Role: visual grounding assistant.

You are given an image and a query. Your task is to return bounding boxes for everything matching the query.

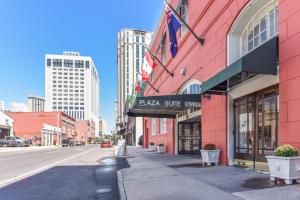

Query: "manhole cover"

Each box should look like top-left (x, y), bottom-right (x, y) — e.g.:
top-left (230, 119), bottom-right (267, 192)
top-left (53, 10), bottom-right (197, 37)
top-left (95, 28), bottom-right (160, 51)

top-left (95, 187), bottom-right (112, 194)
top-left (96, 167), bottom-right (114, 174)
top-left (100, 158), bottom-right (116, 165)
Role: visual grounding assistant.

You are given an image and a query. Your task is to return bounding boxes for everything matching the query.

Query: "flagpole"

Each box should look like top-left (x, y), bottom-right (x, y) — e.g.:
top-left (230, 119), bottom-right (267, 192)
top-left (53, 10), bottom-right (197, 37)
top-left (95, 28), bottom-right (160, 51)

top-left (145, 46), bottom-right (174, 77)
top-left (146, 81), bottom-right (159, 93)
top-left (136, 72), bottom-right (159, 93)
top-left (164, 0), bottom-right (205, 46)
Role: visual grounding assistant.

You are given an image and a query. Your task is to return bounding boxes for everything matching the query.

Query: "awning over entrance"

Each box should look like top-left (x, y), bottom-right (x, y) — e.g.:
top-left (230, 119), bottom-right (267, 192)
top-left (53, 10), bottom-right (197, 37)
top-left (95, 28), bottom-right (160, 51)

top-left (201, 36), bottom-right (278, 95)
top-left (127, 94), bottom-right (201, 118)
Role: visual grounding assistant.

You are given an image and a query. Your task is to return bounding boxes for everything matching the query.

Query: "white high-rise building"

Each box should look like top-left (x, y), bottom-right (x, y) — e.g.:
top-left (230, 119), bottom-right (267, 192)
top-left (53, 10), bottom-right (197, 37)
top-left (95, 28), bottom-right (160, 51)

top-left (45, 51), bottom-right (100, 135)
top-left (28, 96), bottom-right (45, 112)
top-left (116, 29), bottom-right (152, 145)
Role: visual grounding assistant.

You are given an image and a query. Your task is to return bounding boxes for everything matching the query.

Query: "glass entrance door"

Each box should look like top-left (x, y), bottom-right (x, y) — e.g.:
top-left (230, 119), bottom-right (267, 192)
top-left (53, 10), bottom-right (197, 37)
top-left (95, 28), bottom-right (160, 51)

top-left (178, 122), bottom-right (201, 154)
top-left (234, 90), bottom-right (278, 169)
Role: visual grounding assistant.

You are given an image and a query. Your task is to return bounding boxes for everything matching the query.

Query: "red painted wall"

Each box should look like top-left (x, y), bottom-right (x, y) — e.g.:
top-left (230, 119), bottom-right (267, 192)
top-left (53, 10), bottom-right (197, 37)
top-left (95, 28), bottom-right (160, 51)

top-left (144, 0), bottom-right (250, 164)
top-left (279, 0), bottom-right (300, 148)
top-left (144, 118), bottom-right (174, 154)
top-left (7, 112), bottom-right (76, 141)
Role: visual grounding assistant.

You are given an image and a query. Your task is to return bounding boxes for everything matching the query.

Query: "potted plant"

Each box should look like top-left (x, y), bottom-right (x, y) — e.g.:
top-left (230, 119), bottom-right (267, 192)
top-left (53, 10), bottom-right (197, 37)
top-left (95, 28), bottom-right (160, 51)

top-left (157, 143), bottom-right (166, 153)
top-left (200, 144), bottom-right (221, 166)
top-left (149, 142), bottom-right (156, 151)
top-left (266, 144), bottom-right (300, 185)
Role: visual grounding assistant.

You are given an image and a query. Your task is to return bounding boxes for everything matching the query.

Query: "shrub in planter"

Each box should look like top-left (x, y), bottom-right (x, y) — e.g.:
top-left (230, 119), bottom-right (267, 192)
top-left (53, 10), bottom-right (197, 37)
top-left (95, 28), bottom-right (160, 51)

top-left (203, 144), bottom-right (216, 150)
top-left (274, 144), bottom-right (298, 157)
top-left (200, 144), bottom-right (220, 166)
top-left (157, 143), bottom-right (166, 153)
top-left (266, 144), bottom-right (300, 185)
top-left (149, 142), bottom-right (156, 151)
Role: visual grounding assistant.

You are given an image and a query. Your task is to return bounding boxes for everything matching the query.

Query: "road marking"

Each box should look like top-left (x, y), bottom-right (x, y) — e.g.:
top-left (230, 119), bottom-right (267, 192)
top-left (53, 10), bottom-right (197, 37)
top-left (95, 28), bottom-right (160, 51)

top-left (0, 147), bottom-right (99, 188)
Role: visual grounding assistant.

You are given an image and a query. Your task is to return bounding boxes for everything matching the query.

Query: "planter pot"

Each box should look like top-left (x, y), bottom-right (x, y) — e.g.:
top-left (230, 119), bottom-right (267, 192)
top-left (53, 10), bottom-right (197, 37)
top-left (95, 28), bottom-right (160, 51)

top-left (200, 150), bottom-right (221, 166)
top-left (266, 155), bottom-right (300, 185)
top-left (149, 144), bottom-right (156, 152)
top-left (157, 145), bottom-right (166, 153)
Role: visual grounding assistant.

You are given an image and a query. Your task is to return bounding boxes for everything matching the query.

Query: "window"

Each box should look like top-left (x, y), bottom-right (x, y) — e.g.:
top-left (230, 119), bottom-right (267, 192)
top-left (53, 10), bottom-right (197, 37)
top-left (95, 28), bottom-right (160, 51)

top-left (161, 32), bottom-right (167, 64)
top-left (242, 2), bottom-right (278, 55)
top-left (53, 59), bottom-right (62, 67)
top-left (151, 118), bottom-right (157, 135)
top-left (75, 60), bottom-right (84, 68)
top-left (160, 118), bottom-right (167, 134)
top-left (64, 60), bottom-right (73, 68)
top-left (47, 59), bottom-right (51, 66)
top-left (179, 0), bottom-right (188, 36)
top-left (85, 61), bottom-right (90, 68)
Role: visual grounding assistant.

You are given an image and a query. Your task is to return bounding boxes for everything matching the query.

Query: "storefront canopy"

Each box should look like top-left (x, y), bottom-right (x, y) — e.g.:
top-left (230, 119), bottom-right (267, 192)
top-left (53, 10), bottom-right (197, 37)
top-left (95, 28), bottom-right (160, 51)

top-left (201, 36), bottom-right (278, 95)
top-left (127, 94), bottom-right (201, 118)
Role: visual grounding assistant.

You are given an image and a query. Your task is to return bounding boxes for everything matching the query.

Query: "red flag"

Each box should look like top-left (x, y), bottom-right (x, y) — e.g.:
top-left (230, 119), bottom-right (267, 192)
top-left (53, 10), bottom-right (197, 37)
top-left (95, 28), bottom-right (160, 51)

top-left (141, 70), bottom-right (150, 81)
top-left (135, 81), bottom-right (142, 93)
top-left (143, 51), bottom-right (157, 74)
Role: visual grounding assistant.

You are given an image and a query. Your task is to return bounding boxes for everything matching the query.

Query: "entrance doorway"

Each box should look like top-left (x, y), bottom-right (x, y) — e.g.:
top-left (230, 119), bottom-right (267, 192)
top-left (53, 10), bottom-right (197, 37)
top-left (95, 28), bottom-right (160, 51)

top-left (234, 87), bottom-right (279, 169)
top-left (178, 116), bottom-right (201, 154)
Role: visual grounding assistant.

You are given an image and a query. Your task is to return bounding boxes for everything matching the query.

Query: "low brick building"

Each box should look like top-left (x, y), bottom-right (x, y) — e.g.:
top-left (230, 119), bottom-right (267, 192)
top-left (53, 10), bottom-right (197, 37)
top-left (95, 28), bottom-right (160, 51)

top-left (7, 112), bottom-right (75, 146)
top-left (76, 120), bottom-right (95, 144)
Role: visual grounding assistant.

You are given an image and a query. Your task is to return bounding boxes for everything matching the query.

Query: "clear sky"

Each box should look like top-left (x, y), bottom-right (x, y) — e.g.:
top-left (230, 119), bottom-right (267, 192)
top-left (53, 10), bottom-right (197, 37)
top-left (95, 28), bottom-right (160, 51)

top-left (0, 0), bottom-right (163, 133)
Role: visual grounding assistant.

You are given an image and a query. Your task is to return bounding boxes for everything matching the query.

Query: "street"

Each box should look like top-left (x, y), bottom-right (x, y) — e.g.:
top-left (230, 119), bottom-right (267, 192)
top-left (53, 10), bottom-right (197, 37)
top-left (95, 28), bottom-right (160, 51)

top-left (0, 145), bottom-right (120, 200)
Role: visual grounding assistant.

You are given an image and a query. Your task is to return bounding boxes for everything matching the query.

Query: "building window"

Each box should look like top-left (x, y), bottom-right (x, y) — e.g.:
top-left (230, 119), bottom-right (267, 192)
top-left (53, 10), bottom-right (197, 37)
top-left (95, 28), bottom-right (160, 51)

top-left (85, 61), bottom-right (90, 68)
top-left (151, 118), bottom-right (157, 135)
top-left (47, 59), bottom-right (51, 66)
top-left (160, 118), bottom-right (167, 134)
top-left (53, 59), bottom-right (62, 67)
top-left (179, 0), bottom-right (188, 36)
top-left (136, 36), bottom-right (139, 43)
top-left (161, 32), bottom-right (167, 64)
top-left (75, 60), bottom-right (84, 68)
top-left (64, 60), bottom-right (73, 68)
top-left (242, 1), bottom-right (278, 55)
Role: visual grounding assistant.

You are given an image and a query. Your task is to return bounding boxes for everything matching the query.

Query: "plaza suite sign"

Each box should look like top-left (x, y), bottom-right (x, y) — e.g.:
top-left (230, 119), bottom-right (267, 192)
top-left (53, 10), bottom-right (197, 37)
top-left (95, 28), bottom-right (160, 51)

top-left (135, 94), bottom-right (201, 109)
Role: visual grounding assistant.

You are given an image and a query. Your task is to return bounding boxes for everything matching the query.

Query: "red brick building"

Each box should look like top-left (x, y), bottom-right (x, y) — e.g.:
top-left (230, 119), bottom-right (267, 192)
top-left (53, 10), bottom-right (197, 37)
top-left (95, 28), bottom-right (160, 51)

top-left (7, 112), bottom-right (76, 146)
top-left (76, 120), bottom-right (95, 144)
top-left (130, 0), bottom-right (300, 170)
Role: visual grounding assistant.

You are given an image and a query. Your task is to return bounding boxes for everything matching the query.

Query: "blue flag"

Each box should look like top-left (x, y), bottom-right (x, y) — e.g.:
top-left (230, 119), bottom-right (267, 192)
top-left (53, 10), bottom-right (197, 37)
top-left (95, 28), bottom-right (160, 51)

top-left (167, 11), bottom-right (181, 57)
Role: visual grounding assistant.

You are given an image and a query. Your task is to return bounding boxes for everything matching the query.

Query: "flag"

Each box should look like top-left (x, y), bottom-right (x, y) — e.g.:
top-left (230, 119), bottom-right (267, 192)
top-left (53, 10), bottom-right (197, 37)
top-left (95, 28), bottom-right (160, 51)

top-left (142, 51), bottom-right (157, 75)
top-left (135, 81), bottom-right (142, 94)
top-left (166, 9), bottom-right (181, 57)
top-left (141, 70), bottom-right (150, 81)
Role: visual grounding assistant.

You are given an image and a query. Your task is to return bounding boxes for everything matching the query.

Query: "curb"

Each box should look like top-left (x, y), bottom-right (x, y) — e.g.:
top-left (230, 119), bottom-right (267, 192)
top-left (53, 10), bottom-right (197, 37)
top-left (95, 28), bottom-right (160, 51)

top-left (117, 169), bottom-right (127, 200)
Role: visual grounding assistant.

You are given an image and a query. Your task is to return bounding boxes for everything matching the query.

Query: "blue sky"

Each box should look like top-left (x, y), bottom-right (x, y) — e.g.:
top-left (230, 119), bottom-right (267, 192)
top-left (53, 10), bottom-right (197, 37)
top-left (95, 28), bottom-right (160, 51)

top-left (0, 0), bottom-right (163, 133)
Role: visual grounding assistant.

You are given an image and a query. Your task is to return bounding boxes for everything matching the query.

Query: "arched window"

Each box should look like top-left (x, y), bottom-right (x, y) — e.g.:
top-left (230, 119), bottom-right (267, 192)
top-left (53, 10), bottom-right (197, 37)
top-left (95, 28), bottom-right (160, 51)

top-left (179, 80), bottom-right (201, 94)
top-left (228, 0), bottom-right (278, 65)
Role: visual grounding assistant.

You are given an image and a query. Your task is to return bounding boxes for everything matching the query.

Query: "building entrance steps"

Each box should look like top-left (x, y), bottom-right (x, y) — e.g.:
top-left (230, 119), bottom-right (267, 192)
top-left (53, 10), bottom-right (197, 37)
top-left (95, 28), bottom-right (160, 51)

top-left (117, 146), bottom-right (300, 200)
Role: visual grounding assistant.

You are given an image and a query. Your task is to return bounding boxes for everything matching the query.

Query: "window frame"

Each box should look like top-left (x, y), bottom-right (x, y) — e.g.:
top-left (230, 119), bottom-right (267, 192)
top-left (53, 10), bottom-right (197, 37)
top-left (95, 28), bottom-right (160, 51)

top-left (160, 118), bottom-right (167, 134)
top-left (151, 118), bottom-right (157, 135)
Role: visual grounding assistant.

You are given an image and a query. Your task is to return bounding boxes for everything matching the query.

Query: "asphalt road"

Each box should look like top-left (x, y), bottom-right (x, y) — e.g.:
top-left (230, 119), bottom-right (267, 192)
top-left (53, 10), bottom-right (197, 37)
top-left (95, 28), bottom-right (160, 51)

top-left (0, 145), bottom-right (120, 200)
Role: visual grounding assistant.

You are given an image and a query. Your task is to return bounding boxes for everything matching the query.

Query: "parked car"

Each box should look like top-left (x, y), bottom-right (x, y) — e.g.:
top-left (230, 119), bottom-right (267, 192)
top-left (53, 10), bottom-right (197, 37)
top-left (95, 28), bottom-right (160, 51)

top-left (0, 136), bottom-right (18, 147)
top-left (100, 141), bottom-right (112, 148)
top-left (62, 139), bottom-right (74, 147)
top-left (75, 140), bottom-right (85, 146)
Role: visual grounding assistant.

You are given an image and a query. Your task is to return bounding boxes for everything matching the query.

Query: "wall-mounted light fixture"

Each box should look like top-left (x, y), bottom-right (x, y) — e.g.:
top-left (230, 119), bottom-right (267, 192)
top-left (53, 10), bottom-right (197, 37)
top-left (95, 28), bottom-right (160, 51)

top-left (180, 67), bottom-right (186, 76)
top-left (203, 93), bottom-right (211, 100)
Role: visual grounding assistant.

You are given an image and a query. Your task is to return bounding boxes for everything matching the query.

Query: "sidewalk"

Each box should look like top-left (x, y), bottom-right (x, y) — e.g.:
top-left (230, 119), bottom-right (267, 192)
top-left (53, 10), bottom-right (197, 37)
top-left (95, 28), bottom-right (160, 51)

top-left (0, 145), bottom-right (60, 153)
top-left (117, 146), bottom-right (300, 200)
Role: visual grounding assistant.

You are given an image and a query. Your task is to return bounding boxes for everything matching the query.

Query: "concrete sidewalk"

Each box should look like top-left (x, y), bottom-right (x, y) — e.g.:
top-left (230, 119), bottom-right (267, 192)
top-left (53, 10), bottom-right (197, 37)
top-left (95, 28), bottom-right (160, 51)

top-left (0, 145), bottom-right (60, 153)
top-left (117, 147), bottom-right (300, 200)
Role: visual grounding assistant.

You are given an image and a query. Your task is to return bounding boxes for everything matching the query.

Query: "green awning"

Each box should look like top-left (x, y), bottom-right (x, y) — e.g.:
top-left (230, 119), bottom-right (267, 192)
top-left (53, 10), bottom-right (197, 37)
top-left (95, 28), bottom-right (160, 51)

top-left (202, 36), bottom-right (278, 95)
top-left (127, 94), bottom-right (201, 118)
